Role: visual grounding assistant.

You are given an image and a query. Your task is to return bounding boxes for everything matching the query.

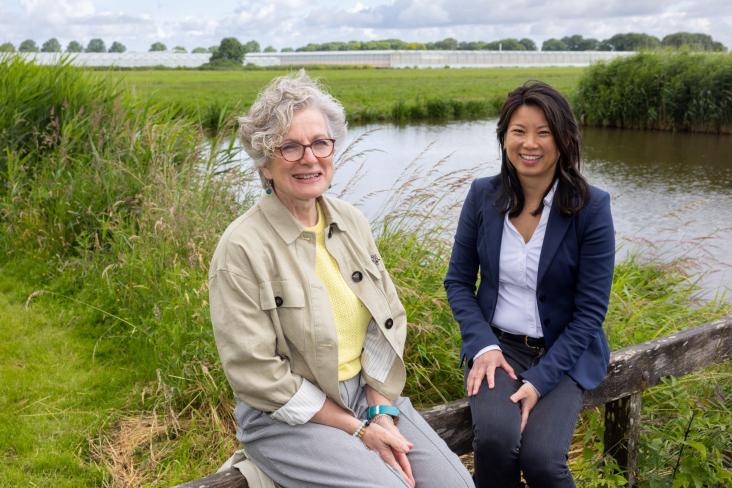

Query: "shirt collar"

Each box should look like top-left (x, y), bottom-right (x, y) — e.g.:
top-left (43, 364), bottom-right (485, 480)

top-left (258, 191), bottom-right (349, 245)
top-left (543, 179), bottom-right (559, 208)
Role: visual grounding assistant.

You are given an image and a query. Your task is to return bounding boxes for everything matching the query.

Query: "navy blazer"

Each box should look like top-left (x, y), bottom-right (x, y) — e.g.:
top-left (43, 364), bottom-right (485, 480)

top-left (444, 175), bottom-right (615, 396)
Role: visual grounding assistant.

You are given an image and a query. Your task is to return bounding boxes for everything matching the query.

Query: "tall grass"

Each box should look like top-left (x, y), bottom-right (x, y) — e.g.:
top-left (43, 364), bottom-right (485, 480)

top-left (1, 55), bottom-right (731, 485)
top-left (573, 51), bottom-right (732, 133)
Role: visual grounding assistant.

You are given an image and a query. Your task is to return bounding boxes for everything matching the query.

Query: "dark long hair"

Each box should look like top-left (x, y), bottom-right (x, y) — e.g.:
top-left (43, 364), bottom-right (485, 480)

top-left (494, 80), bottom-right (590, 218)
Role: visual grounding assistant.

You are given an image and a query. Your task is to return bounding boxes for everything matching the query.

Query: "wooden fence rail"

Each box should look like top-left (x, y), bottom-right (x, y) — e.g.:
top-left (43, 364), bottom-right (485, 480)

top-left (175, 317), bottom-right (732, 488)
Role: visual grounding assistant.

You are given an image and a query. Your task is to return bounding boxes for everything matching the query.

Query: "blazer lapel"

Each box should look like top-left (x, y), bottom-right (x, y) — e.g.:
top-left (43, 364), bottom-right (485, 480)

top-left (538, 199), bottom-right (572, 286)
top-left (482, 180), bottom-right (504, 286)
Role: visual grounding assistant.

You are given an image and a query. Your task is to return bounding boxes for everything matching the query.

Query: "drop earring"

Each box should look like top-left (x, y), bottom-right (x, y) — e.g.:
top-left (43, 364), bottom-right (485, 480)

top-left (265, 179), bottom-right (273, 194)
top-left (328, 184), bottom-right (332, 189)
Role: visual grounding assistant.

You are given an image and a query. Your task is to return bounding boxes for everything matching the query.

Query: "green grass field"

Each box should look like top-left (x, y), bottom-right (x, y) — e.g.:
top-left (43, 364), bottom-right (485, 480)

top-left (114, 67), bottom-right (585, 123)
top-left (0, 270), bottom-right (155, 487)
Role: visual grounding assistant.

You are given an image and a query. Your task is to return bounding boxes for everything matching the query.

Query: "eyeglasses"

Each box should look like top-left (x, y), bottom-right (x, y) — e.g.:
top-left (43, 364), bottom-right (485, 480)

top-left (278, 139), bottom-right (335, 162)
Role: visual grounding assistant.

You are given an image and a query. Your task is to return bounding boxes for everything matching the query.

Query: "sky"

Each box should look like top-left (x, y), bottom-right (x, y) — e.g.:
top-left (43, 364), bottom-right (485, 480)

top-left (1, 0), bottom-right (730, 52)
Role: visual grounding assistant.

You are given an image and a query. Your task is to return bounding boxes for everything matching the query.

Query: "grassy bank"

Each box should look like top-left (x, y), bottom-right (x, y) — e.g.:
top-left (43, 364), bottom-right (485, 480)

top-left (2, 56), bottom-right (731, 486)
top-left (0, 270), bottom-right (157, 487)
top-left (114, 66), bottom-right (584, 127)
top-left (573, 51), bottom-right (732, 134)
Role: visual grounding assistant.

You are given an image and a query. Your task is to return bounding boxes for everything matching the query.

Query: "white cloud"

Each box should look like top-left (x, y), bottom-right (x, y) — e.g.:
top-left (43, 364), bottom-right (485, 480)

top-left (348, 2), bottom-right (366, 13)
top-left (0, 0), bottom-right (729, 52)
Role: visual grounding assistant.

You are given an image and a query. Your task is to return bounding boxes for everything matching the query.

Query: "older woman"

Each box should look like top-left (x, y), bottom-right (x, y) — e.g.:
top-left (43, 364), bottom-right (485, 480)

top-left (209, 71), bottom-right (473, 488)
top-left (445, 81), bottom-right (615, 487)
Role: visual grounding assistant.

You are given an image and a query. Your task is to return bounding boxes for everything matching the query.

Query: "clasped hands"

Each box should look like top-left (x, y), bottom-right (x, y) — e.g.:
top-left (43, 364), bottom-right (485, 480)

top-left (466, 349), bottom-right (539, 433)
top-left (361, 415), bottom-right (415, 487)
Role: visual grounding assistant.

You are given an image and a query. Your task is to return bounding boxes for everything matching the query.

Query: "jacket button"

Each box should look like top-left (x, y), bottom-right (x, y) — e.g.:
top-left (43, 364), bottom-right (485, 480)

top-left (352, 271), bottom-right (363, 282)
top-left (539, 295), bottom-right (547, 303)
top-left (275, 296), bottom-right (283, 307)
top-left (385, 318), bottom-right (394, 329)
top-left (544, 318), bottom-right (550, 326)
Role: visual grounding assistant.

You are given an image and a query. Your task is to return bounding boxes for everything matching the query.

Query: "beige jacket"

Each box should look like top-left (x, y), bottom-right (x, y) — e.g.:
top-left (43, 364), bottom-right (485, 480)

top-left (209, 192), bottom-right (407, 418)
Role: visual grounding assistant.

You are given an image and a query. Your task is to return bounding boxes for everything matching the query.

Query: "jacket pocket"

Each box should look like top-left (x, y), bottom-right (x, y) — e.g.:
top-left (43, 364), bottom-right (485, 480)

top-left (259, 281), bottom-right (308, 352)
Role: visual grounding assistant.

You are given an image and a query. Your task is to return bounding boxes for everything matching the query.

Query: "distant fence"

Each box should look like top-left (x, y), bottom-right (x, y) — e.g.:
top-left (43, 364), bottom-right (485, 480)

top-left (14, 50), bottom-right (634, 69)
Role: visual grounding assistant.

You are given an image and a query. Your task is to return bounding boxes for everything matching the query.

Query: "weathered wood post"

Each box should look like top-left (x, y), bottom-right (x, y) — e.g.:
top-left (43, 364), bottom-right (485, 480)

top-left (603, 390), bottom-right (642, 486)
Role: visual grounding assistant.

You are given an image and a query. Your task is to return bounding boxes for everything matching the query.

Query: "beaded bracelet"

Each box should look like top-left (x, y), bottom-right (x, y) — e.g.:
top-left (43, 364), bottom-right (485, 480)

top-left (370, 413), bottom-right (395, 424)
top-left (352, 419), bottom-right (368, 437)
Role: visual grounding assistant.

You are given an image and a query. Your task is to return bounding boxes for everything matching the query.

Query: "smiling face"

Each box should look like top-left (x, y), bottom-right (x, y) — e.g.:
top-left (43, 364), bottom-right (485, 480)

top-left (261, 107), bottom-right (334, 211)
top-left (504, 104), bottom-right (560, 186)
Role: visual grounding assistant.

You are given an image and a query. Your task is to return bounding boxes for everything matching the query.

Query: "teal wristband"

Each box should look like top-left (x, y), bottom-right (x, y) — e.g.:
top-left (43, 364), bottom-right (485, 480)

top-left (367, 405), bottom-right (400, 421)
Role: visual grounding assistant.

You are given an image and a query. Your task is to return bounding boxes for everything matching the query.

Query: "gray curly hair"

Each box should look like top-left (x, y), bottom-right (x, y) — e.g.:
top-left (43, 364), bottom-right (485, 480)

top-left (238, 70), bottom-right (348, 188)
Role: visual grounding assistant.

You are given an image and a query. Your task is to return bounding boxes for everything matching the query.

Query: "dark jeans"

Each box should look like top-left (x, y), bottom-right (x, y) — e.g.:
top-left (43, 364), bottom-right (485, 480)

top-left (466, 334), bottom-right (584, 488)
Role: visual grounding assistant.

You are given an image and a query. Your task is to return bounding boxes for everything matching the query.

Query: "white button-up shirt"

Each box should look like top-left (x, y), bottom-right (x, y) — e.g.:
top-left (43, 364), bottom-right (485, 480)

top-left (474, 180), bottom-right (557, 363)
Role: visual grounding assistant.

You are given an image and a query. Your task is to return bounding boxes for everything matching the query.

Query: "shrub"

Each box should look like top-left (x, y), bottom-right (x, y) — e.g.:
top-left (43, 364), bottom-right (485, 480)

top-left (573, 51), bottom-right (732, 133)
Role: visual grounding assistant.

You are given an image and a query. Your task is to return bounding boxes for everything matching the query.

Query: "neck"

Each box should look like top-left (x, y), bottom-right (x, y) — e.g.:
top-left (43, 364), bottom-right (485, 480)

top-left (273, 189), bottom-right (319, 227)
top-left (518, 174), bottom-right (554, 209)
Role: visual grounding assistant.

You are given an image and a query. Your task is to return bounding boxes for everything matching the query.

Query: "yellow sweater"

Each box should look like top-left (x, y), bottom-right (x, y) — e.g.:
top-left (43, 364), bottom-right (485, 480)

top-left (305, 204), bottom-right (372, 381)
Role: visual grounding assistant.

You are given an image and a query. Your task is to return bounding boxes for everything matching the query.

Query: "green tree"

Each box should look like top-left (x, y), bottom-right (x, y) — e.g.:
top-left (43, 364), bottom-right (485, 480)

top-left (405, 42), bottom-right (427, 50)
top-left (542, 38), bottom-right (567, 51)
top-left (601, 33), bottom-right (660, 51)
top-left (149, 42), bottom-right (167, 51)
top-left (86, 38), bottom-right (106, 52)
top-left (384, 39), bottom-right (406, 49)
top-left (296, 43), bottom-right (320, 52)
top-left (346, 41), bottom-right (361, 50)
top-left (192, 47), bottom-right (208, 53)
top-left (561, 35), bottom-right (598, 51)
top-left (19, 40), bottom-right (39, 52)
top-left (281, 47), bottom-right (294, 52)
top-left (108, 41), bottom-right (126, 53)
top-left (173, 46), bottom-right (187, 53)
top-left (0, 42), bottom-right (14, 52)
top-left (245, 40), bottom-right (261, 53)
top-left (662, 32), bottom-right (727, 52)
top-left (458, 41), bottom-right (489, 50)
top-left (41, 38), bottom-right (61, 52)
top-left (361, 40), bottom-right (391, 50)
top-left (211, 37), bottom-right (246, 63)
top-left (263, 46), bottom-right (277, 52)
top-left (319, 42), bottom-right (345, 51)
top-left (66, 41), bottom-right (83, 53)
top-left (435, 37), bottom-right (458, 50)
top-left (519, 38), bottom-right (537, 51)
top-left (497, 38), bottom-right (526, 51)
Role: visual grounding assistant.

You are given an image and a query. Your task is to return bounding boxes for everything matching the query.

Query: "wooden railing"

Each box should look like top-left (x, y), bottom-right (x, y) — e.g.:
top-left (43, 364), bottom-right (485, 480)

top-left (174, 317), bottom-right (732, 488)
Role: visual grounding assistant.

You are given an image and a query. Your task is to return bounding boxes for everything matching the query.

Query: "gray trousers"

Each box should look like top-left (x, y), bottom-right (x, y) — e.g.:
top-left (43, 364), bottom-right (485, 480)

top-left (467, 334), bottom-right (584, 488)
top-left (235, 374), bottom-right (475, 488)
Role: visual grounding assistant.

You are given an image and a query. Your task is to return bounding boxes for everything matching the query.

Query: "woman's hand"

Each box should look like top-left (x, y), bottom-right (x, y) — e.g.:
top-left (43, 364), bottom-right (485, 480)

top-left (510, 383), bottom-right (539, 433)
top-left (361, 420), bottom-right (415, 488)
top-left (466, 349), bottom-right (517, 397)
top-left (375, 416), bottom-right (415, 487)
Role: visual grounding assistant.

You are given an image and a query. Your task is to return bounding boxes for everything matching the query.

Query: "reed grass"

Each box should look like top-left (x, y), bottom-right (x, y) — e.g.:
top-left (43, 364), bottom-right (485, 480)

top-left (573, 51), bottom-right (732, 134)
top-left (1, 55), bottom-right (730, 486)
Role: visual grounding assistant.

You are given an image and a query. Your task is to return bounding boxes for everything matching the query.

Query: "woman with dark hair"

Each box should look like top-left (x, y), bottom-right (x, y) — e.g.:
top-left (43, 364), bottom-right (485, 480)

top-left (444, 81), bottom-right (615, 487)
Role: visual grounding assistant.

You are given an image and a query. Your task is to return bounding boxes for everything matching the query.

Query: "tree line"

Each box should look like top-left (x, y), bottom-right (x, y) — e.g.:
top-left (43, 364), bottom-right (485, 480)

top-left (0, 39), bottom-right (236, 54)
top-left (1, 31), bottom-right (725, 55)
top-left (542, 32), bottom-right (727, 52)
top-left (288, 32), bottom-right (726, 53)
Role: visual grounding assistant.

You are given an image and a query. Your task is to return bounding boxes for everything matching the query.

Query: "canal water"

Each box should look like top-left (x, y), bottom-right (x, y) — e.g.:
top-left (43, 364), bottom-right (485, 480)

top-left (328, 119), bottom-right (732, 298)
